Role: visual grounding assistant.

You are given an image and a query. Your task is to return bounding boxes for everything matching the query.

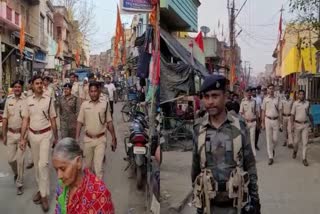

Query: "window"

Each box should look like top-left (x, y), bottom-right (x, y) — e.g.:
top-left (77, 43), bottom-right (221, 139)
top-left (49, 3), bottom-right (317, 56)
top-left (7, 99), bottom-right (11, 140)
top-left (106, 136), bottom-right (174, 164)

top-left (57, 27), bottom-right (62, 40)
top-left (40, 14), bottom-right (45, 44)
top-left (6, 6), bottom-right (12, 21)
top-left (47, 17), bottom-right (50, 34)
top-left (15, 12), bottom-right (19, 25)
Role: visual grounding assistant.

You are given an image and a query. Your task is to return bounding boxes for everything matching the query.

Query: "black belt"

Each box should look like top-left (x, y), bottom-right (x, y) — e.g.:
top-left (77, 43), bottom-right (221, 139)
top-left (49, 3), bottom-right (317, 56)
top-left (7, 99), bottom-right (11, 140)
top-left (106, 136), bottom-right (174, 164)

top-left (283, 113), bottom-right (291, 117)
top-left (266, 116), bottom-right (278, 120)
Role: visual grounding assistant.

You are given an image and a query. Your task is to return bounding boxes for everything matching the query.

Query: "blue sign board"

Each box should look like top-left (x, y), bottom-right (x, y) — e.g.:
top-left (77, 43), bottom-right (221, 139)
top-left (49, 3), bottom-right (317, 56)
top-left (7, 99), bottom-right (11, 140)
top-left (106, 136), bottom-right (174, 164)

top-left (122, 0), bottom-right (153, 11)
top-left (34, 50), bottom-right (46, 62)
top-left (310, 104), bottom-right (320, 125)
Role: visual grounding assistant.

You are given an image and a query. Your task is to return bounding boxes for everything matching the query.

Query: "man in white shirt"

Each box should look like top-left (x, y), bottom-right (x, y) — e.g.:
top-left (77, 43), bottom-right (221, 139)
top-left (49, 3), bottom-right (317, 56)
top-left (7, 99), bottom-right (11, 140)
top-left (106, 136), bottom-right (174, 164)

top-left (104, 76), bottom-right (117, 115)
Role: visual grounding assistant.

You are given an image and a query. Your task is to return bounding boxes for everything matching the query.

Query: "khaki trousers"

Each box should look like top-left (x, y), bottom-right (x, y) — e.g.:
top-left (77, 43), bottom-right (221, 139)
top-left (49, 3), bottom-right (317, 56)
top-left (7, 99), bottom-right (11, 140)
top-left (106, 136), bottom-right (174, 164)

top-left (265, 118), bottom-right (279, 159)
top-left (283, 116), bottom-right (293, 145)
top-left (83, 135), bottom-right (106, 179)
top-left (28, 130), bottom-right (52, 197)
top-left (7, 132), bottom-right (25, 187)
top-left (293, 122), bottom-right (309, 160)
top-left (246, 121), bottom-right (257, 157)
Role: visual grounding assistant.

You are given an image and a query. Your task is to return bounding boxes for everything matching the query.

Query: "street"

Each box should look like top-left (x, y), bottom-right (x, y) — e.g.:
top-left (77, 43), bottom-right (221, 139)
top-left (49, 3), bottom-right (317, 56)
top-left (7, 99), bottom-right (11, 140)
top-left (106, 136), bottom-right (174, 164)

top-left (0, 102), bottom-right (146, 214)
top-left (179, 131), bottom-right (320, 214)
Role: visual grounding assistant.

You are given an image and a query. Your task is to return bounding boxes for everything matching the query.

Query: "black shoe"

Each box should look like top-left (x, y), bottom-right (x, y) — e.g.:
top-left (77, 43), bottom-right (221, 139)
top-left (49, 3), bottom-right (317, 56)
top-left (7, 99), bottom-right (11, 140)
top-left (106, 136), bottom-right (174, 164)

top-left (303, 159), bottom-right (309, 167)
top-left (288, 144), bottom-right (294, 149)
top-left (283, 142), bottom-right (287, 147)
top-left (292, 151), bottom-right (297, 159)
top-left (14, 175), bottom-right (17, 183)
top-left (268, 158), bottom-right (274, 165)
top-left (255, 146), bottom-right (260, 151)
top-left (26, 163), bottom-right (34, 169)
top-left (273, 150), bottom-right (275, 158)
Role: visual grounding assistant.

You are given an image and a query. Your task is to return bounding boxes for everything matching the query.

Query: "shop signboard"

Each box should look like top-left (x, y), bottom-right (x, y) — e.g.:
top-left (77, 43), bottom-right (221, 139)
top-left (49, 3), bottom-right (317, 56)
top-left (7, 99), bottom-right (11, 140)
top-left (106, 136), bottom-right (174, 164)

top-left (310, 104), bottom-right (320, 125)
top-left (120, 0), bottom-right (153, 13)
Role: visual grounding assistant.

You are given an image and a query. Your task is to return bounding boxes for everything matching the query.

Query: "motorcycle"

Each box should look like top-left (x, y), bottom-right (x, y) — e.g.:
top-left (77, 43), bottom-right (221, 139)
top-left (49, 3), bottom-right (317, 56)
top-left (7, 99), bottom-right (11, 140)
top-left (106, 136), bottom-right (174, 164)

top-left (125, 111), bottom-right (149, 190)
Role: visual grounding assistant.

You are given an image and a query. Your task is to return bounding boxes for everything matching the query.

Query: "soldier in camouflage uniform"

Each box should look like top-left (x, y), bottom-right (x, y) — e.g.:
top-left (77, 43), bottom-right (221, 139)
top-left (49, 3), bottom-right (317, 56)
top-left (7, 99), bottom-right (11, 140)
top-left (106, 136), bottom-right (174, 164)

top-left (58, 83), bottom-right (79, 139)
top-left (191, 75), bottom-right (260, 214)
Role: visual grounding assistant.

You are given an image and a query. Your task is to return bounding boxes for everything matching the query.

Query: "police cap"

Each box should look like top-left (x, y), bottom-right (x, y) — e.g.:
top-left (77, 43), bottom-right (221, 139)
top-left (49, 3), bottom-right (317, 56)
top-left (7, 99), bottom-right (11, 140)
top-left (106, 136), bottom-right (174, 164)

top-left (64, 83), bottom-right (72, 89)
top-left (200, 75), bottom-right (227, 93)
top-left (11, 80), bottom-right (24, 88)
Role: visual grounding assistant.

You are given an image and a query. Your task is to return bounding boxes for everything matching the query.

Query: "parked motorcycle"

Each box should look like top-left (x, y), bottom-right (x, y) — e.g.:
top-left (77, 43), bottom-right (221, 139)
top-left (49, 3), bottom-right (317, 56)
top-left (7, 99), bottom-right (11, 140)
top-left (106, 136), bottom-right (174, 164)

top-left (125, 111), bottom-right (149, 190)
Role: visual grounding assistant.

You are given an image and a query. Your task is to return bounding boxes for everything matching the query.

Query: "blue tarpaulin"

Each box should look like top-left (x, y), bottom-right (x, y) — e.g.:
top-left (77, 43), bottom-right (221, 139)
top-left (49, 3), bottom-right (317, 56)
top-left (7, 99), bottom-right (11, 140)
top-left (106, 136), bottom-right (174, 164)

top-left (310, 104), bottom-right (320, 125)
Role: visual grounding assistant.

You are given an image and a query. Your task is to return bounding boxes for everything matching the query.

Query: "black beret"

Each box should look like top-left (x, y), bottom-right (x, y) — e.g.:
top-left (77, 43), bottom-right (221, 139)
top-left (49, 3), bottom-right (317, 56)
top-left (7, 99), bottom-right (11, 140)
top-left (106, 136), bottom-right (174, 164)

top-left (200, 75), bottom-right (227, 93)
top-left (245, 87), bottom-right (252, 92)
top-left (11, 80), bottom-right (24, 88)
top-left (64, 83), bottom-right (72, 89)
top-left (256, 85), bottom-right (262, 90)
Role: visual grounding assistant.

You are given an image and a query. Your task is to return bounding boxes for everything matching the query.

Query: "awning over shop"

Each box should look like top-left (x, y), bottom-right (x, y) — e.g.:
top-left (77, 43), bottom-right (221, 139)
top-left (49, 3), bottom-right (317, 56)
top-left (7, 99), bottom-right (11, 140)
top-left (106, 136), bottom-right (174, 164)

top-left (160, 28), bottom-right (209, 78)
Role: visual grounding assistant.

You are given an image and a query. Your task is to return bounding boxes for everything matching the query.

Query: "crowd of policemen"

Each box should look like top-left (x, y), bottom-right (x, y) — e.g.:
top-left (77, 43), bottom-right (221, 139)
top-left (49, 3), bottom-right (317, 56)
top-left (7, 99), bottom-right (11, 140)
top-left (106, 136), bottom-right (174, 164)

top-left (191, 75), bottom-right (313, 214)
top-left (2, 73), bottom-right (117, 212)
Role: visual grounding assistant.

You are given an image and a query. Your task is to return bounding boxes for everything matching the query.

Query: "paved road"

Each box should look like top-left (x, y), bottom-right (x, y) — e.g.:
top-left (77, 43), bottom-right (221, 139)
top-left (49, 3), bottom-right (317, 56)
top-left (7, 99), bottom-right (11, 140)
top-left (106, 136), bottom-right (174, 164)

top-left (0, 102), bottom-right (146, 214)
top-left (181, 131), bottom-right (320, 214)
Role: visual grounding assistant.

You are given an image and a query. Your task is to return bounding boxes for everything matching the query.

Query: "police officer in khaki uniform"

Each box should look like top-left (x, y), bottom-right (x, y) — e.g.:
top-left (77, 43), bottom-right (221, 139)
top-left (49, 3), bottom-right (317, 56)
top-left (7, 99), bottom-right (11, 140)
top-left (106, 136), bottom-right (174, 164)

top-left (240, 87), bottom-right (259, 157)
top-left (291, 89), bottom-right (312, 166)
top-left (261, 83), bottom-right (282, 165)
top-left (281, 90), bottom-right (294, 148)
top-left (20, 75), bottom-right (58, 212)
top-left (76, 81), bottom-right (117, 179)
top-left (2, 80), bottom-right (26, 195)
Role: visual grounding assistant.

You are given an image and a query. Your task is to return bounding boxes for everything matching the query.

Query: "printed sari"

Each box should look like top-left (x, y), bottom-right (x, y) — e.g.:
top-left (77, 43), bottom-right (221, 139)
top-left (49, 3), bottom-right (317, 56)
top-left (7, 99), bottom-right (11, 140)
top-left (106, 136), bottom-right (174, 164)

top-left (55, 168), bottom-right (114, 214)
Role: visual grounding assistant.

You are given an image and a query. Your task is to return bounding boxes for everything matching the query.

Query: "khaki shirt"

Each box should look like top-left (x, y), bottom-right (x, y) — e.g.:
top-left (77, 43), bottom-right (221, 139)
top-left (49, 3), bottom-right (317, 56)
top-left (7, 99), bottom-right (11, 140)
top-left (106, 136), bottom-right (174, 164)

top-left (22, 94), bottom-right (57, 130)
top-left (80, 84), bottom-right (90, 101)
top-left (71, 82), bottom-right (80, 97)
top-left (281, 98), bottom-right (293, 115)
top-left (3, 95), bottom-right (26, 129)
top-left (239, 98), bottom-right (257, 120)
top-left (262, 95), bottom-right (281, 118)
top-left (43, 85), bottom-right (55, 101)
top-left (291, 100), bottom-right (310, 122)
top-left (77, 100), bottom-right (112, 135)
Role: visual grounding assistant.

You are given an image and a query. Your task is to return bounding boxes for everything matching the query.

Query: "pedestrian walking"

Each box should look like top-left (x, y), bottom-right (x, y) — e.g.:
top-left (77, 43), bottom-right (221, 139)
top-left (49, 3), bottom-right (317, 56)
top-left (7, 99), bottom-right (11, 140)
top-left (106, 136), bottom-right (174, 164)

top-left (76, 81), bottom-right (117, 179)
top-left (104, 76), bottom-right (117, 116)
top-left (43, 76), bottom-right (55, 99)
top-left (252, 87), bottom-right (262, 151)
top-left (2, 80), bottom-right (26, 195)
top-left (281, 90), bottom-right (294, 148)
top-left (20, 75), bottom-right (58, 212)
top-left (261, 83), bottom-right (282, 166)
top-left (52, 138), bottom-right (115, 214)
top-left (58, 83), bottom-right (79, 139)
top-left (291, 89), bottom-right (313, 167)
top-left (69, 73), bottom-right (80, 98)
top-left (240, 87), bottom-right (259, 157)
top-left (191, 75), bottom-right (260, 214)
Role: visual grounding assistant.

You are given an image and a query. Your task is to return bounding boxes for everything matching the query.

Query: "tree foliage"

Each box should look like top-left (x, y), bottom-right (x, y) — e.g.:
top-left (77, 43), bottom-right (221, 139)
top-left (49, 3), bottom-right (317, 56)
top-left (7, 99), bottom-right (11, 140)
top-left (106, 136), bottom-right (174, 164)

top-left (289, 0), bottom-right (320, 35)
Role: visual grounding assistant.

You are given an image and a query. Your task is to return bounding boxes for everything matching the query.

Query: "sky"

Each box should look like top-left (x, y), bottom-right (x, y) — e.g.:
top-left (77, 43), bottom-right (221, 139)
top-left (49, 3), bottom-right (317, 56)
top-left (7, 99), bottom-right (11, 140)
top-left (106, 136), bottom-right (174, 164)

top-left (197, 0), bottom-right (292, 75)
top-left (89, 0), bottom-right (132, 55)
top-left (90, 0), bottom-right (291, 74)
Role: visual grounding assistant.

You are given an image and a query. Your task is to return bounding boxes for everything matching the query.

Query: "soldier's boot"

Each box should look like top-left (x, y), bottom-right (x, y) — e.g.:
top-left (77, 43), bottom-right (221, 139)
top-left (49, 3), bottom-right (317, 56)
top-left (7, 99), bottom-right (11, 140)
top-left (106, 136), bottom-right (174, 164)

top-left (41, 196), bottom-right (49, 212)
top-left (292, 151), bottom-right (297, 159)
top-left (282, 142), bottom-right (287, 147)
top-left (303, 159), bottom-right (309, 167)
top-left (26, 162), bottom-right (34, 169)
top-left (268, 158), bottom-right (273, 165)
top-left (288, 144), bottom-right (294, 149)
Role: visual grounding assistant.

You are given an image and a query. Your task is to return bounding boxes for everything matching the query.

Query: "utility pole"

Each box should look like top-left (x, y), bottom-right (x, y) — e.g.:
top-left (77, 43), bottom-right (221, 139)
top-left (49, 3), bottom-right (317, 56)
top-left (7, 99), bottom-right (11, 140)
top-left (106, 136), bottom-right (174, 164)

top-left (228, 0), bottom-right (236, 90)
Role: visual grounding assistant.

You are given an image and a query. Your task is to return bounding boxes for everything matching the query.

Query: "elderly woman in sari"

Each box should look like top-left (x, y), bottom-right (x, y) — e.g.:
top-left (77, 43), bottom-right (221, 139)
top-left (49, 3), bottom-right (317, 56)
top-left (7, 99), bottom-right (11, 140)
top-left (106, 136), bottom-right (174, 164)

top-left (53, 138), bottom-right (114, 214)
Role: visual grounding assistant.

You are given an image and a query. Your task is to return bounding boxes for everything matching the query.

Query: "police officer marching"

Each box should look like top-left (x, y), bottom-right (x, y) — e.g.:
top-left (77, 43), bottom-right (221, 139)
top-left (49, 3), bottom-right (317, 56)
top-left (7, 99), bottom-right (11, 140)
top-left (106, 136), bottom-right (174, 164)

top-left (2, 80), bottom-right (26, 195)
top-left (240, 87), bottom-right (259, 157)
top-left (291, 89), bottom-right (313, 167)
top-left (191, 75), bottom-right (260, 214)
top-left (20, 75), bottom-right (58, 212)
top-left (76, 81), bottom-right (117, 179)
top-left (261, 83), bottom-right (282, 165)
top-left (281, 90), bottom-right (294, 148)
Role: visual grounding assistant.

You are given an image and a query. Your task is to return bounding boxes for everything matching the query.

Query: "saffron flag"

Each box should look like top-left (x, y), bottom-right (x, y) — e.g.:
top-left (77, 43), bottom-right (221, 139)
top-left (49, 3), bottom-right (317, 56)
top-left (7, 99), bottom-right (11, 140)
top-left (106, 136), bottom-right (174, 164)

top-left (113, 5), bottom-right (125, 66)
top-left (19, 23), bottom-right (25, 56)
top-left (194, 32), bottom-right (204, 52)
